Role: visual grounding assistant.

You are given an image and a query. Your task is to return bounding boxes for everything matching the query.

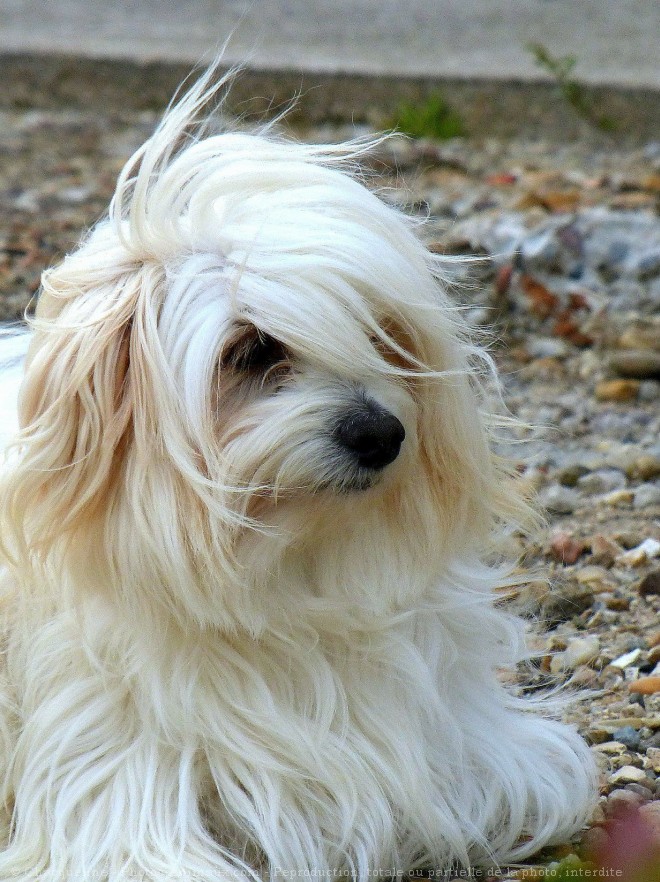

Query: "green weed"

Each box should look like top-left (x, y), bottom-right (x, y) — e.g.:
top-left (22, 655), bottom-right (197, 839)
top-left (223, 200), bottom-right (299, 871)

top-left (391, 93), bottom-right (465, 140)
top-left (527, 42), bottom-right (617, 132)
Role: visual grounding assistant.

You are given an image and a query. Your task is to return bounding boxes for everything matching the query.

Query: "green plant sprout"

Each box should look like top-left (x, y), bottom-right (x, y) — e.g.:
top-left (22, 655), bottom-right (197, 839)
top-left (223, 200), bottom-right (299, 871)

top-left (392, 93), bottom-right (465, 140)
top-left (527, 42), bottom-right (617, 132)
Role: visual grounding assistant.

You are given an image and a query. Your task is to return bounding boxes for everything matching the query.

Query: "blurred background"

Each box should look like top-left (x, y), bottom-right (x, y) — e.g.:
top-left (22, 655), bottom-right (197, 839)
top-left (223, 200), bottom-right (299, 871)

top-left (3, 0), bottom-right (659, 82)
top-left (1, 0), bottom-right (660, 137)
top-left (1, 2), bottom-right (660, 880)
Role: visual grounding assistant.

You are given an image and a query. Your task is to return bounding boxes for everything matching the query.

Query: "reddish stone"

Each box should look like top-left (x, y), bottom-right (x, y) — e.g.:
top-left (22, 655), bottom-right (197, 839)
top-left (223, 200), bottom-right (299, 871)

top-left (550, 531), bottom-right (585, 565)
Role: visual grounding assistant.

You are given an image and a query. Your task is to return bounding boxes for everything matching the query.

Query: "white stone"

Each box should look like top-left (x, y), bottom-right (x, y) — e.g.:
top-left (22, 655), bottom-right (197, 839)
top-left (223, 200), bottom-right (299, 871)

top-left (609, 765), bottom-right (649, 786)
top-left (609, 648), bottom-right (642, 669)
top-left (634, 484), bottom-right (660, 509)
top-left (541, 485), bottom-right (579, 515)
top-left (645, 747), bottom-right (660, 774)
top-left (552, 635), bottom-right (600, 672)
top-left (578, 469), bottom-right (627, 495)
top-left (617, 537), bottom-right (660, 566)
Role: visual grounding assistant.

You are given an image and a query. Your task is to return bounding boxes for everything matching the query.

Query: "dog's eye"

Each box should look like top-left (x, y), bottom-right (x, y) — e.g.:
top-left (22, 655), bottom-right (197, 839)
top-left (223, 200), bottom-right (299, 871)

top-left (370, 322), bottom-right (419, 371)
top-left (221, 327), bottom-right (289, 375)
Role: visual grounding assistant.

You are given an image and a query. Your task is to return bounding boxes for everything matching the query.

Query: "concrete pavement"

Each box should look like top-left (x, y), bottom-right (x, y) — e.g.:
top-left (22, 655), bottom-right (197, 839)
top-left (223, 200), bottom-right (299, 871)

top-left (1, 2), bottom-right (659, 140)
top-left (2, 0), bottom-right (659, 89)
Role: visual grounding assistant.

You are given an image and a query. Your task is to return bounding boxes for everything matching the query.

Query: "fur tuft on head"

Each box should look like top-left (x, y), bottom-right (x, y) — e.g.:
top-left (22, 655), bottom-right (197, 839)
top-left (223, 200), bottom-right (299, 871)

top-left (2, 63), bottom-right (531, 627)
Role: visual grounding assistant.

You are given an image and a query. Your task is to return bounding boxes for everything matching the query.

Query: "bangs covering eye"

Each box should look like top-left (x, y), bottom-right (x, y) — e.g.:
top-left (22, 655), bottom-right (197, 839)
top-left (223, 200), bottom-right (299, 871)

top-left (220, 324), bottom-right (290, 374)
top-left (371, 318), bottom-right (421, 372)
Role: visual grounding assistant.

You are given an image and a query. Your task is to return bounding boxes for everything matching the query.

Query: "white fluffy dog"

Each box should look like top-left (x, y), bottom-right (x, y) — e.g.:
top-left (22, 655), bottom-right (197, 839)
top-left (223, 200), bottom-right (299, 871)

top-left (0, 68), bottom-right (596, 881)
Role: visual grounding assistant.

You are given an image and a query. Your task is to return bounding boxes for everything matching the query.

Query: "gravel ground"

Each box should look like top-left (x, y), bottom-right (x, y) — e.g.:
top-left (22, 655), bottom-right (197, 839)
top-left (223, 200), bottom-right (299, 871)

top-left (1, 107), bottom-right (659, 878)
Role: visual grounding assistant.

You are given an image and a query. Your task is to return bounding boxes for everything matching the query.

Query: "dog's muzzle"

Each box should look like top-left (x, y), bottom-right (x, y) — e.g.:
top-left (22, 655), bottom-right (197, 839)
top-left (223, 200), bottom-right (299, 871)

top-left (334, 403), bottom-right (405, 471)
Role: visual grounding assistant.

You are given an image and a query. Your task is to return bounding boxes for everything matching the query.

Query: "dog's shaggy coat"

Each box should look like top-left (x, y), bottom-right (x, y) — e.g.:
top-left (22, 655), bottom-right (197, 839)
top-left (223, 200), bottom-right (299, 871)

top-left (0, 68), bottom-right (596, 881)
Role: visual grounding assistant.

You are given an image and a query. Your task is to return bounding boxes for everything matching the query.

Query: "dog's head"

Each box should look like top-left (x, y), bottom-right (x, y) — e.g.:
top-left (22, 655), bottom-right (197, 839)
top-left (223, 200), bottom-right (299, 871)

top-left (1, 69), bottom-right (527, 631)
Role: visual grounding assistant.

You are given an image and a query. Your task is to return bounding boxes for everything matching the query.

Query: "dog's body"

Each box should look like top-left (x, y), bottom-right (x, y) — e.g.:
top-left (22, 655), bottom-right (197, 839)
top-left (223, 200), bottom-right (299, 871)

top-left (0, 69), bottom-right (596, 881)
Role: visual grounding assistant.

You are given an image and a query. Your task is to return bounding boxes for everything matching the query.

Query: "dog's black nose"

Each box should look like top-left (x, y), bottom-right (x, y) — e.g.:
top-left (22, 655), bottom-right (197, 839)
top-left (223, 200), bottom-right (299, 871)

top-left (335, 406), bottom-right (405, 470)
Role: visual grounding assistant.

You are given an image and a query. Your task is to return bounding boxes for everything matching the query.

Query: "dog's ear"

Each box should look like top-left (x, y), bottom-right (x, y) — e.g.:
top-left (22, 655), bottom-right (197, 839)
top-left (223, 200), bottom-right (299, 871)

top-left (404, 310), bottom-right (539, 557)
top-left (0, 242), bottom-right (158, 568)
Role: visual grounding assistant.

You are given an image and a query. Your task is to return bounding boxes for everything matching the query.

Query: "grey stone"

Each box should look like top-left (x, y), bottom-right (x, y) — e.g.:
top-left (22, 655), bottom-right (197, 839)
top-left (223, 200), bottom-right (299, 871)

top-left (577, 469), bottom-right (627, 495)
top-left (634, 483), bottom-right (660, 509)
top-left (612, 725), bottom-right (641, 751)
top-left (640, 732), bottom-right (660, 753)
top-left (541, 485), bottom-right (579, 515)
top-left (639, 380), bottom-right (660, 401)
top-left (526, 337), bottom-right (570, 359)
top-left (625, 783), bottom-right (654, 801)
top-left (551, 635), bottom-right (600, 672)
top-left (609, 765), bottom-right (649, 786)
top-left (635, 249), bottom-right (660, 280)
top-left (557, 463), bottom-right (591, 487)
top-left (520, 229), bottom-right (561, 272)
top-left (610, 350), bottom-right (660, 380)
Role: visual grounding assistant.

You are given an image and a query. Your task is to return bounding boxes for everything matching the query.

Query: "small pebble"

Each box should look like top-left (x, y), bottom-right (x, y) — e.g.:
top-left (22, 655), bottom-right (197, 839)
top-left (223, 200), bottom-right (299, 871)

top-left (617, 538), bottom-right (660, 566)
top-left (629, 676), bottom-right (660, 695)
top-left (612, 725), bottom-right (641, 750)
top-left (551, 634), bottom-right (600, 672)
top-left (614, 530), bottom-right (644, 549)
top-left (610, 649), bottom-right (642, 670)
top-left (612, 752), bottom-right (639, 770)
top-left (639, 570), bottom-right (660, 597)
top-left (638, 537), bottom-right (660, 557)
top-left (639, 379), bottom-right (660, 400)
top-left (645, 747), bottom-right (660, 774)
top-left (605, 788), bottom-right (644, 815)
top-left (576, 565), bottom-right (610, 586)
top-left (541, 485), bottom-right (579, 514)
top-left (640, 732), bottom-right (660, 752)
top-left (591, 717), bottom-right (648, 736)
top-left (589, 533), bottom-right (624, 565)
top-left (595, 379), bottom-right (640, 402)
top-left (588, 802), bottom-right (607, 827)
top-left (549, 531), bottom-right (585, 564)
top-left (577, 468), bottom-right (627, 495)
top-left (593, 741), bottom-right (627, 755)
top-left (627, 453), bottom-right (660, 480)
top-left (639, 800), bottom-right (660, 834)
top-left (569, 665), bottom-right (599, 688)
top-left (639, 798), bottom-right (660, 848)
top-left (626, 782), bottom-right (654, 801)
top-left (618, 326), bottom-right (660, 351)
top-left (580, 826), bottom-right (609, 856)
top-left (556, 463), bottom-right (590, 487)
top-left (634, 483), bottom-right (660, 508)
top-left (541, 585), bottom-right (595, 625)
top-left (526, 337), bottom-right (569, 359)
top-left (600, 488), bottom-right (634, 507)
top-left (609, 349), bottom-right (660, 380)
top-left (609, 764), bottom-right (649, 786)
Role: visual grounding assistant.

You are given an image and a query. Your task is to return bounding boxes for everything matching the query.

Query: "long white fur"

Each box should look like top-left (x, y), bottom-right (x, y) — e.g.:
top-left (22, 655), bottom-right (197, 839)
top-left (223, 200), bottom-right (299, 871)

top-left (0, 66), bottom-right (596, 881)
